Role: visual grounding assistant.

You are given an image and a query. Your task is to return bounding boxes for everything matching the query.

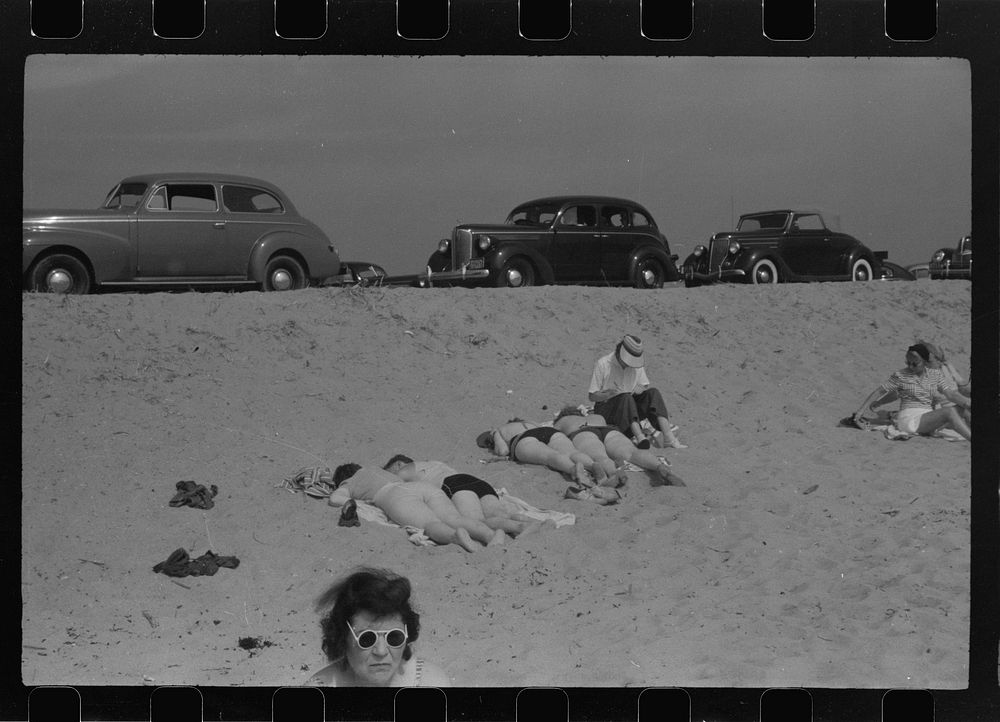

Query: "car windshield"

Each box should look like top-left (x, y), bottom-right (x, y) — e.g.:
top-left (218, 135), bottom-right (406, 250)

top-left (103, 182), bottom-right (148, 209)
top-left (506, 203), bottom-right (561, 226)
top-left (737, 213), bottom-right (789, 231)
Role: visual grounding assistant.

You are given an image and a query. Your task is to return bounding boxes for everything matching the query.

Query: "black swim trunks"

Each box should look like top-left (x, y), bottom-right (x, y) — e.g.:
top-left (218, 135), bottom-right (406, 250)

top-left (509, 426), bottom-right (559, 460)
top-left (567, 425), bottom-right (619, 443)
top-left (440, 474), bottom-right (496, 499)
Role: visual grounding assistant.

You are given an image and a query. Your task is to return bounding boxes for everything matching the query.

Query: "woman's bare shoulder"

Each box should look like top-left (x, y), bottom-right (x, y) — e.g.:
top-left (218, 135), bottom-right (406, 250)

top-left (304, 663), bottom-right (340, 686)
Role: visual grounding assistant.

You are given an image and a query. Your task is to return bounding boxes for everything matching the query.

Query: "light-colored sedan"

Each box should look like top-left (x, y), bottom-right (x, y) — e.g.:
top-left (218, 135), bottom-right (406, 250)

top-left (23, 172), bottom-right (342, 293)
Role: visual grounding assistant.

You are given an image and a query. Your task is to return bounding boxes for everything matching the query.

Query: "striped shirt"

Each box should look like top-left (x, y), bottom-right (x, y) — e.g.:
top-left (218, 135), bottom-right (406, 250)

top-left (880, 367), bottom-right (955, 410)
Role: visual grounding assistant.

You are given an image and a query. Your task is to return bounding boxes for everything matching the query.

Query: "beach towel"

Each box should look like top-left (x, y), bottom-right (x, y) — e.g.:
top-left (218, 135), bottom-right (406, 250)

top-left (838, 415), bottom-right (965, 442)
top-left (326, 487), bottom-right (575, 546)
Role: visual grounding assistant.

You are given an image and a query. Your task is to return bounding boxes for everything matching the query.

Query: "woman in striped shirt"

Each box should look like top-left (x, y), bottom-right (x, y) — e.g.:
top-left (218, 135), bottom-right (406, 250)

top-left (853, 343), bottom-right (971, 440)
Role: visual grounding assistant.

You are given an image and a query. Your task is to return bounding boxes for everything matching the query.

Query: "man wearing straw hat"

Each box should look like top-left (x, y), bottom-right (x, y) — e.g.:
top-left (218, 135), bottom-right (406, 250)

top-left (588, 334), bottom-right (686, 449)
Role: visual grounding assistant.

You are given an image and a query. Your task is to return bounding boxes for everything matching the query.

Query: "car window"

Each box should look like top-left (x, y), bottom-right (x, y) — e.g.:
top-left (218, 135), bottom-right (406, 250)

top-left (792, 214), bottom-right (824, 231)
top-left (558, 205), bottom-right (597, 227)
top-left (738, 213), bottom-right (789, 231)
top-left (146, 187), bottom-right (167, 210)
top-left (103, 182), bottom-right (148, 209)
top-left (600, 206), bottom-right (630, 229)
top-left (630, 209), bottom-right (653, 228)
top-left (222, 185), bottom-right (284, 213)
top-left (153, 184), bottom-right (218, 212)
top-left (506, 204), bottom-right (559, 225)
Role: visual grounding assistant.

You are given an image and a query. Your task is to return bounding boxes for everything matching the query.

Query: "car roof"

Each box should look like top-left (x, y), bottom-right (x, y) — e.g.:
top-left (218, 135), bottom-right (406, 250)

top-left (515, 196), bottom-right (650, 209)
top-left (739, 209), bottom-right (824, 217)
top-left (118, 172), bottom-right (285, 194)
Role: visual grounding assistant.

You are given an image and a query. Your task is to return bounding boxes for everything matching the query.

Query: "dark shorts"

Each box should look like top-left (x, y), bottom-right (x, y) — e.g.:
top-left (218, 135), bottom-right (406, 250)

top-left (441, 474), bottom-right (496, 499)
top-left (567, 425), bottom-right (619, 443)
top-left (509, 426), bottom-right (559, 460)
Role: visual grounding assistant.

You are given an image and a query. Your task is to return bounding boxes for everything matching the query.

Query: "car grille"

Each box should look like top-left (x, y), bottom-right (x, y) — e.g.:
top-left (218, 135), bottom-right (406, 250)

top-left (453, 228), bottom-right (474, 268)
top-left (708, 239), bottom-right (729, 270)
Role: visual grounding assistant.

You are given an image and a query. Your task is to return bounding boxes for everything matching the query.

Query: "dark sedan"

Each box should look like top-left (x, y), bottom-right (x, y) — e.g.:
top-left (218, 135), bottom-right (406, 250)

top-left (682, 210), bottom-right (882, 286)
top-left (23, 173), bottom-right (343, 293)
top-left (421, 196), bottom-right (681, 288)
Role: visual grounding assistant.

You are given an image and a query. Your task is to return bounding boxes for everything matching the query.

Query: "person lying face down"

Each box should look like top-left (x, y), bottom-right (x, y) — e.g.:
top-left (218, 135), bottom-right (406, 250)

top-left (382, 454), bottom-right (546, 538)
top-left (306, 566), bottom-right (450, 687)
top-left (330, 462), bottom-right (506, 552)
top-left (475, 418), bottom-right (609, 486)
top-left (552, 406), bottom-right (686, 487)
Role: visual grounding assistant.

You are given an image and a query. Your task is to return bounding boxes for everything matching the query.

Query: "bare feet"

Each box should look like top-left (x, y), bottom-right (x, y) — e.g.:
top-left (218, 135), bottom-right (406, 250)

top-left (564, 485), bottom-right (618, 505)
top-left (487, 529), bottom-right (507, 547)
top-left (652, 464), bottom-right (686, 487)
top-left (454, 528), bottom-right (482, 552)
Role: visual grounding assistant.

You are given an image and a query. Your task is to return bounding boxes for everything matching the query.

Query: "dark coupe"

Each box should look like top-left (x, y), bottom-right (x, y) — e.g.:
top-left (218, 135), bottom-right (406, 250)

top-left (682, 210), bottom-right (882, 286)
top-left (23, 173), bottom-right (343, 293)
top-left (929, 234), bottom-right (971, 280)
top-left (422, 196), bottom-right (681, 288)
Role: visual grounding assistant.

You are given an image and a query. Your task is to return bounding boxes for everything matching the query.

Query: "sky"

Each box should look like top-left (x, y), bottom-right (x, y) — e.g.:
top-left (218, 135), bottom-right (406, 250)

top-left (23, 55), bottom-right (970, 274)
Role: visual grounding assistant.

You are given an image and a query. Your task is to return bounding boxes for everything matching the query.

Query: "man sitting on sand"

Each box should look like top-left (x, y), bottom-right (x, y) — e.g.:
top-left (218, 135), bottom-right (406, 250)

top-left (382, 455), bottom-right (546, 539)
top-left (329, 463), bottom-right (506, 552)
top-left (588, 334), bottom-right (686, 449)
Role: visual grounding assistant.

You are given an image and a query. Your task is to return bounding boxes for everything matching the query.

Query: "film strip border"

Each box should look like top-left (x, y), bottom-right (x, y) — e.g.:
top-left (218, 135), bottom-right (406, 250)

top-left (6, 1), bottom-right (1000, 721)
top-left (27, 0), bottom-right (939, 43)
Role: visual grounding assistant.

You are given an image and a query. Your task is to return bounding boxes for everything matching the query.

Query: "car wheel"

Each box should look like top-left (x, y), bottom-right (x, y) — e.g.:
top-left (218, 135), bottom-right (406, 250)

top-left (263, 255), bottom-right (308, 291)
top-left (494, 257), bottom-right (535, 288)
top-left (633, 258), bottom-right (665, 289)
top-left (850, 258), bottom-right (873, 281)
top-left (749, 258), bottom-right (779, 284)
top-left (28, 253), bottom-right (92, 294)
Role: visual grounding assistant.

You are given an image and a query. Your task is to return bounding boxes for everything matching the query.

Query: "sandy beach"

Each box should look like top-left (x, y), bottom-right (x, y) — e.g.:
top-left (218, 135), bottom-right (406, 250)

top-left (21, 280), bottom-right (971, 690)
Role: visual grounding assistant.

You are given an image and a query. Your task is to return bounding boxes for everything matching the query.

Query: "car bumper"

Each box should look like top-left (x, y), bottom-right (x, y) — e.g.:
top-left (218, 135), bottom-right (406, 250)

top-left (685, 268), bottom-right (746, 283)
top-left (416, 267), bottom-right (491, 286)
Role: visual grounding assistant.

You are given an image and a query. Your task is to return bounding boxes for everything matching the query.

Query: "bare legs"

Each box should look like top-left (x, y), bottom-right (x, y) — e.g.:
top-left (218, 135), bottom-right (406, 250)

top-left (603, 431), bottom-right (686, 486)
top-left (570, 432), bottom-right (627, 486)
top-left (917, 406), bottom-right (971, 440)
top-left (513, 437), bottom-right (594, 485)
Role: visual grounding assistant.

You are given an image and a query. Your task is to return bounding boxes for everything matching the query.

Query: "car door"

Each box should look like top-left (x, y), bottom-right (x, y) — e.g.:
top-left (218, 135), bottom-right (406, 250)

top-left (221, 184), bottom-right (286, 276)
top-left (780, 213), bottom-right (835, 277)
top-left (593, 204), bottom-right (635, 282)
top-left (137, 183), bottom-right (234, 277)
top-left (549, 204), bottom-right (600, 282)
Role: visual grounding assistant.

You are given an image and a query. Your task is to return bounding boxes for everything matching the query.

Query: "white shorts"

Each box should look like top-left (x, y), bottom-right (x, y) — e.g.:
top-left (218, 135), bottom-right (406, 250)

top-left (895, 407), bottom-right (931, 434)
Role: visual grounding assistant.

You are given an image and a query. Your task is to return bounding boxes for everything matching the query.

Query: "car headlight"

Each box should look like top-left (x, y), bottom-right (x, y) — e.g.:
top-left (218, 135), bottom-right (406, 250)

top-left (437, 238), bottom-right (450, 254)
top-left (932, 250), bottom-right (945, 262)
top-left (692, 244), bottom-right (706, 258)
top-left (476, 235), bottom-right (492, 252)
top-left (728, 241), bottom-right (741, 254)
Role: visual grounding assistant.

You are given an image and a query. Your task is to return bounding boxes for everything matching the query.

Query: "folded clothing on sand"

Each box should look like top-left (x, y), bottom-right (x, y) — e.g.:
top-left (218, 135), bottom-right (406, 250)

top-left (169, 481), bottom-right (219, 510)
top-left (153, 548), bottom-right (240, 577)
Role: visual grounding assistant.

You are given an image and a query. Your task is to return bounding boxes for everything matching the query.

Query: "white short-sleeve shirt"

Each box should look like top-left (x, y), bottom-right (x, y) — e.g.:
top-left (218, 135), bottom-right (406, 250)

top-left (589, 352), bottom-right (650, 395)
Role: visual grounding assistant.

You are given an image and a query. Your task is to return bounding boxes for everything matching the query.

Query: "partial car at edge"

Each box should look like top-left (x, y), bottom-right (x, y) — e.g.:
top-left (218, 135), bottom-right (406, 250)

top-left (23, 172), bottom-right (343, 293)
top-left (929, 234), bottom-right (972, 280)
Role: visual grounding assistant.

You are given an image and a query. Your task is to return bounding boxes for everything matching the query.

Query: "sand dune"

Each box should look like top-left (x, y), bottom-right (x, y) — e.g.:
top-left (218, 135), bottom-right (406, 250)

top-left (21, 280), bottom-right (970, 688)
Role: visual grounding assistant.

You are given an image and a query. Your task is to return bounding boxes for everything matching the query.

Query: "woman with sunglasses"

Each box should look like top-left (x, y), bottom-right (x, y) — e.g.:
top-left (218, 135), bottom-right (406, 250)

top-left (307, 567), bottom-right (450, 687)
top-left (852, 343), bottom-right (971, 440)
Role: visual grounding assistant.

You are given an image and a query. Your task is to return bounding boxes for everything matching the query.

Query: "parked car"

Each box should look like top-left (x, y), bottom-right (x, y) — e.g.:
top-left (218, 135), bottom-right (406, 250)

top-left (907, 262), bottom-right (931, 279)
top-left (421, 196), bottom-right (681, 288)
top-left (682, 210), bottom-right (882, 286)
top-left (876, 260), bottom-right (916, 281)
top-left (23, 173), bottom-right (342, 293)
top-left (929, 234), bottom-right (972, 280)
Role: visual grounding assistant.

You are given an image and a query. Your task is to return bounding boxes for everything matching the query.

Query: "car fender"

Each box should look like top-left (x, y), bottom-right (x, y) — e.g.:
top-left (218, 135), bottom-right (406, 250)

top-left (734, 247), bottom-right (790, 278)
top-left (628, 246), bottom-right (680, 282)
top-left (488, 242), bottom-right (555, 285)
top-left (842, 248), bottom-right (877, 274)
top-left (248, 230), bottom-right (341, 282)
top-left (23, 226), bottom-right (134, 283)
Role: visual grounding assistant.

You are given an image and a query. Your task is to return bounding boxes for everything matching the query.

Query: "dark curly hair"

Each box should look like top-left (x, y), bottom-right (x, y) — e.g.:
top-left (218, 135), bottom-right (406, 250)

top-left (383, 454), bottom-right (414, 470)
top-left (331, 463), bottom-right (362, 489)
top-left (315, 567), bottom-right (421, 664)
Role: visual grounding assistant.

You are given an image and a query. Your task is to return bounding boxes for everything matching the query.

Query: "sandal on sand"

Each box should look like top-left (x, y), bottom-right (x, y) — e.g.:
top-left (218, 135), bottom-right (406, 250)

top-left (839, 414), bottom-right (871, 431)
top-left (338, 499), bottom-right (361, 527)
